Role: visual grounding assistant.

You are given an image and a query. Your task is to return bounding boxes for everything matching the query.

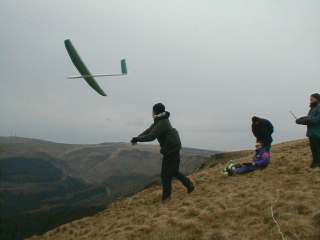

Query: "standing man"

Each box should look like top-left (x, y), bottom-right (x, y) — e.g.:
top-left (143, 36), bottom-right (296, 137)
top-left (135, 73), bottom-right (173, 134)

top-left (296, 93), bottom-right (320, 168)
top-left (251, 116), bottom-right (274, 151)
top-left (131, 103), bottom-right (194, 202)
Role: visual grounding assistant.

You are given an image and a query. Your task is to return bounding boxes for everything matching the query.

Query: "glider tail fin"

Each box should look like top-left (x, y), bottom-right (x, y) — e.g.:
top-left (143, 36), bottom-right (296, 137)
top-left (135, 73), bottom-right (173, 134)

top-left (121, 59), bottom-right (127, 75)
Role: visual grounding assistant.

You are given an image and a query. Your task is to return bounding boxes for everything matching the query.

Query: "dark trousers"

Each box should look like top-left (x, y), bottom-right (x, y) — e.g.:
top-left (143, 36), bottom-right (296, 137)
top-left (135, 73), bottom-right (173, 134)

top-left (161, 151), bottom-right (192, 200)
top-left (309, 137), bottom-right (320, 166)
top-left (234, 163), bottom-right (257, 174)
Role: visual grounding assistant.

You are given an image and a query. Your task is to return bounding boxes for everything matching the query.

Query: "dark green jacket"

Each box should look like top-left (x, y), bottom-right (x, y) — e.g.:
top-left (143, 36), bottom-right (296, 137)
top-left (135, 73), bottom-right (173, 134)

top-left (137, 112), bottom-right (181, 155)
top-left (296, 104), bottom-right (320, 139)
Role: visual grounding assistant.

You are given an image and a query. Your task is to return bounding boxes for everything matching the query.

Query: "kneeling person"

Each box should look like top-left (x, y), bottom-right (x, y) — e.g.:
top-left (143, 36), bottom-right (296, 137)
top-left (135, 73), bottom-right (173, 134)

top-left (224, 142), bottom-right (271, 176)
top-left (131, 103), bottom-right (194, 202)
top-left (251, 116), bottom-right (274, 151)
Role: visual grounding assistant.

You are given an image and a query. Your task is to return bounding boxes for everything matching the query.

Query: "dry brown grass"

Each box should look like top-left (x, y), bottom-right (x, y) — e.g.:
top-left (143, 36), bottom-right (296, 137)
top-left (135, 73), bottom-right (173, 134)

top-left (28, 139), bottom-right (320, 240)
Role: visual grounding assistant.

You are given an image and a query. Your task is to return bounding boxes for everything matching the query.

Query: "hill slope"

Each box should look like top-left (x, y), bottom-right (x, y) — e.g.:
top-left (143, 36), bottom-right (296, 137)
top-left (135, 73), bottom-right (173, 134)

top-left (0, 137), bottom-right (216, 240)
top-left (0, 137), bottom-right (216, 183)
top-left (29, 139), bottom-right (320, 240)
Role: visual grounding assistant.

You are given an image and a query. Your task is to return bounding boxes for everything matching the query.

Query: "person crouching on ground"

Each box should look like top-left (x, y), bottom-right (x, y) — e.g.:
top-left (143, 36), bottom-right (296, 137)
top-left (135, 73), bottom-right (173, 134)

top-left (296, 93), bottom-right (320, 169)
top-left (224, 141), bottom-right (271, 176)
top-left (131, 103), bottom-right (194, 202)
top-left (251, 116), bottom-right (274, 151)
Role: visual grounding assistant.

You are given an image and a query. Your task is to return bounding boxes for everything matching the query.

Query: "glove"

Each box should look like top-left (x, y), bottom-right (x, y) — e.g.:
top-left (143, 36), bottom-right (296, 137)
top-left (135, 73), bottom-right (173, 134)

top-left (131, 137), bottom-right (138, 145)
top-left (296, 116), bottom-right (308, 125)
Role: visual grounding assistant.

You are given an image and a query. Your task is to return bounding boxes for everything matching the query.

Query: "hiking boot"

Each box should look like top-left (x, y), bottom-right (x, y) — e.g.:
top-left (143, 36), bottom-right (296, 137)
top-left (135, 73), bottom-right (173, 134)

top-left (187, 183), bottom-right (195, 194)
top-left (223, 165), bottom-right (235, 176)
top-left (162, 197), bottom-right (171, 204)
top-left (227, 168), bottom-right (235, 176)
top-left (310, 163), bottom-right (320, 168)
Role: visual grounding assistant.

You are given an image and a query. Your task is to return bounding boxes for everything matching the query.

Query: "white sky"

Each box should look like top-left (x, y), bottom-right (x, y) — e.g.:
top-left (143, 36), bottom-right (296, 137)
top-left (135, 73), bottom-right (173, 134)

top-left (0, 0), bottom-right (319, 151)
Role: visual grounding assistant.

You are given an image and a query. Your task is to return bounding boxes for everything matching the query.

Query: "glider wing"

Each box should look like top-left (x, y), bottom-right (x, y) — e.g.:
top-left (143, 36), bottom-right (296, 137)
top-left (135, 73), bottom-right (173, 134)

top-left (64, 39), bottom-right (107, 96)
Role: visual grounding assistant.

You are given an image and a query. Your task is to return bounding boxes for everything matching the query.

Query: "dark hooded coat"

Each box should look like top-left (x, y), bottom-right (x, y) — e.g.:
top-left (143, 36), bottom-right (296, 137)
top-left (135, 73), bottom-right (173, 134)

top-left (137, 112), bottom-right (181, 155)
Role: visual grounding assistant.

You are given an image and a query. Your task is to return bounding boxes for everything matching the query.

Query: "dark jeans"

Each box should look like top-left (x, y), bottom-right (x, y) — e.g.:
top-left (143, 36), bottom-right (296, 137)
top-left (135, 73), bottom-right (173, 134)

top-left (234, 163), bottom-right (257, 174)
top-left (309, 137), bottom-right (320, 166)
top-left (234, 162), bottom-right (268, 175)
top-left (161, 151), bottom-right (192, 200)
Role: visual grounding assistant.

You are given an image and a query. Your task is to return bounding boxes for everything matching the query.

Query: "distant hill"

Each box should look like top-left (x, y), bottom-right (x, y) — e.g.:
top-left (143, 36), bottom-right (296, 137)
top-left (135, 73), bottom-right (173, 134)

top-left (27, 139), bottom-right (320, 240)
top-left (0, 137), bottom-right (218, 240)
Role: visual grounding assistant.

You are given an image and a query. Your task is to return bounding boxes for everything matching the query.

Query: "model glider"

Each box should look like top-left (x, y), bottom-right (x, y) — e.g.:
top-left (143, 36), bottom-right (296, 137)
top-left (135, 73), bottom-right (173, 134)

top-left (64, 39), bottom-right (127, 96)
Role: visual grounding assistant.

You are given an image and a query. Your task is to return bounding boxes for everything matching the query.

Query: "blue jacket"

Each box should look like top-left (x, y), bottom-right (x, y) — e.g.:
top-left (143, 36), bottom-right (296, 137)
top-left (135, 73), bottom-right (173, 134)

top-left (253, 148), bottom-right (271, 168)
top-left (234, 148), bottom-right (271, 174)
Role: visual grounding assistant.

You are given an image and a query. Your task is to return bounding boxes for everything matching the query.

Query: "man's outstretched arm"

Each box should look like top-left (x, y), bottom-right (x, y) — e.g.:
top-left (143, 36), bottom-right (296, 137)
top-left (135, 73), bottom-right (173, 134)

top-left (131, 124), bottom-right (154, 145)
top-left (136, 122), bottom-right (166, 142)
top-left (138, 124), bottom-right (154, 137)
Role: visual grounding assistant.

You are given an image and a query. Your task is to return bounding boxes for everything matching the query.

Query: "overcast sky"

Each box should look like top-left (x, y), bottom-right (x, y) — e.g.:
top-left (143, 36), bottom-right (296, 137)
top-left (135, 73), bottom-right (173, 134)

top-left (0, 0), bottom-right (319, 151)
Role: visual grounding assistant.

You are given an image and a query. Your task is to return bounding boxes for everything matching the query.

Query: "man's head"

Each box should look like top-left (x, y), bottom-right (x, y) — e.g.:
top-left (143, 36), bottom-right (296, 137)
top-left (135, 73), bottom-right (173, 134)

top-left (310, 93), bottom-right (320, 108)
top-left (255, 141), bottom-right (263, 150)
top-left (252, 116), bottom-right (260, 124)
top-left (152, 103), bottom-right (165, 116)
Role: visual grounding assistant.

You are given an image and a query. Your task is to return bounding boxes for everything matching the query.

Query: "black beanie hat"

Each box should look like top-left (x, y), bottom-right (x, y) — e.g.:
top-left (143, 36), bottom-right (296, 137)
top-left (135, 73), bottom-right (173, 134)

top-left (153, 103), bottom-right (165, 115)
top-left (252, 116), bottom-right (260, 123)
top-left (311, 93), bottom-right (320, 102)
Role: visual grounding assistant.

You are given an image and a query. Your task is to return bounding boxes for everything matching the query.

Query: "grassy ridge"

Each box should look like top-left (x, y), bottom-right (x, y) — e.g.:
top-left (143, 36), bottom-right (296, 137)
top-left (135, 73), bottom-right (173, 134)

top-left (29, 139), bottom-right (320, 240)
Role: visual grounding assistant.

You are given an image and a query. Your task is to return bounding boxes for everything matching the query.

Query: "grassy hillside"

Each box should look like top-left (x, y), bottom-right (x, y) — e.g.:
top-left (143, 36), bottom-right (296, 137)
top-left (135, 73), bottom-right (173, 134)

top-left (0, 137), bottom-right (216, 240)
top-left (29, 139), bottom-right (320, 240)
